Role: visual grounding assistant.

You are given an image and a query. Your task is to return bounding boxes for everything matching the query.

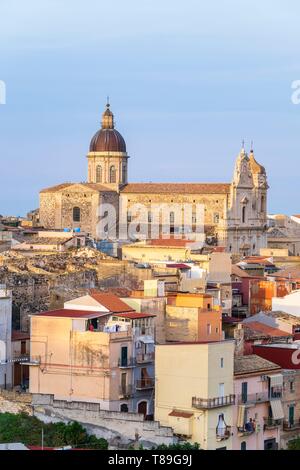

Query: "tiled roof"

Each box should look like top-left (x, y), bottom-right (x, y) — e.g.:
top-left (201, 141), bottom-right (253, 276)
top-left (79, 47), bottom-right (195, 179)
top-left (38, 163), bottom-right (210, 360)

top-left (40, 183), bottom-right (116, 193)
top-left (271, 267), bottom-right (300, 279)
top-left (113, 312), bottom-right (156, 320)
top-left (243, 321), bottom-right (291, 338)
top-left (89, 290), bottom-right (134, 313)
top-left (234, 354), bottom-right (281, 375)
top-left (232, 265), bottom-right (254, 278)
top-left (121, 183), bottom-right (231, 194)
top-left (33, 309), bottom-right (110, 319)
top-left (169, 410), bottom-right (193, 419)
top-left (11, 330), bottom-right (30, 341)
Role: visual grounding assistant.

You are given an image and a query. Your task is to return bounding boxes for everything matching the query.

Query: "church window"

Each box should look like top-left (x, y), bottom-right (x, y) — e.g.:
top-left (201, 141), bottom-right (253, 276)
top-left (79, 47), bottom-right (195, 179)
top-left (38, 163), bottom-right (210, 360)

top-left (122, 163), bottom-right (127, 183)
top-left (214, 213), bottom-right (220, 224)
top-left (127, 211), bottom-right (132, 222)
top-left (148, 212), bottom-right (152, 223)
top-left (242, 206), bottom-right (246, 223)
top-left (192, 213), bottom-right (197, 224)
top-left (73, 207), bottom-right (81, 222)
top-left (96, 165), bottom-right (102, 183)
top-left (261, 195), bottom-right (265, 212)
top-left (110, 165), bottom-right (116, 183)
top-left (170, 212), bottom-right (175, 224)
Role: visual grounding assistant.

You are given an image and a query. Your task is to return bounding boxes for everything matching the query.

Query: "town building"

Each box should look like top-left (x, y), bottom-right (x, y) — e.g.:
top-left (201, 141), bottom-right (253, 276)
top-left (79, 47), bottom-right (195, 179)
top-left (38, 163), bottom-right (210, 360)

top-left (155, 340), bottom-right (235, 450)
top-left (29, 291), bottom-right (156, 417)
top-left (0, 285), bottom-right (13, 389)
top-left (233, 355), bottom-right (283, 450)
top-left (39, 103), bottom-right (268, 256)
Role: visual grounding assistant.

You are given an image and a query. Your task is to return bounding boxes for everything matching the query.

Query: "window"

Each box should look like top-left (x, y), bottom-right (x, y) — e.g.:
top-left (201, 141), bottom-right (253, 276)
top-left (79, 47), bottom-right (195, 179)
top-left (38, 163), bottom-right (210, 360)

top-left (120, 404), bottom-right (128, 413)
top-left (290, 381), bottom-right (295, 392)
top-left (214, 213), bottom-right (220, 224)
top-left (73, 207), bottom-right (81, 222)
top-left (122, 163), bottom-right (127, 183)
top-left (220, 357), bottom-right (224, 368)
top-left (242, 206), bottom-right (246, 223)
top-left (241, 441), bottom-right (247, 451)
top-left (170, 212), bottom-right (175, 224)
top-left (96, 165), bottom-right (102, 183)
top-left (261, 195), bottom-right (265, 213)
top-left (127, 211), bottom-right (132, 222)
top-left (207, 323), bottom-right (211, 335)
top-left (110, 165), bottom-right (116, 183)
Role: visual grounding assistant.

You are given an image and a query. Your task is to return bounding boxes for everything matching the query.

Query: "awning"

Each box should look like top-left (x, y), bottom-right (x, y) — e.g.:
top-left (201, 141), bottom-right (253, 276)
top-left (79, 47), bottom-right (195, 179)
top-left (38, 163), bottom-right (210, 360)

top-left (269, 374), bottom-right (283, 387)
top-left (237, 405), bottom-right (246, 428)
top-left (270, 399), bottom-right (284, 420)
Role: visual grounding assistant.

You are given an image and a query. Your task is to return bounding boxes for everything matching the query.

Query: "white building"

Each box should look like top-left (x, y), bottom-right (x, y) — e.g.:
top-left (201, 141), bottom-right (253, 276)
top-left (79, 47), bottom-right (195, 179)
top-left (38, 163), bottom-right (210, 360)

top-left (0, 285), bottom-right (13, 388)
top-left (272, 290), bottom-right (300, 317)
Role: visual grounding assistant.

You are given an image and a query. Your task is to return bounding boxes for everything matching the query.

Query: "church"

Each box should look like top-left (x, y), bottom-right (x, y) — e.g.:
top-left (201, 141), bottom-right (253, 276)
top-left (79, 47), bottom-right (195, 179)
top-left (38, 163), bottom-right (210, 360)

top-left (39, 102), bottom-right (268, 256)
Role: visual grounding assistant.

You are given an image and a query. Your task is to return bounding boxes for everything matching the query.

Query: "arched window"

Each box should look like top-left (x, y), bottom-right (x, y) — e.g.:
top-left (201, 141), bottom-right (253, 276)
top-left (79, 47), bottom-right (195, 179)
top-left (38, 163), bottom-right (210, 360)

top-left (96, 165), bottom-right (102, 183)
top-left (110, 165), bottom-right (116, 183)
top-left (122, 163), bottom-right (127, 183)
top-left (242, 206), bottom-right (246, 223)
top-left (261, 195), bottom-right (265, 213)
top-left (73, 207), bottom-right (81, 222)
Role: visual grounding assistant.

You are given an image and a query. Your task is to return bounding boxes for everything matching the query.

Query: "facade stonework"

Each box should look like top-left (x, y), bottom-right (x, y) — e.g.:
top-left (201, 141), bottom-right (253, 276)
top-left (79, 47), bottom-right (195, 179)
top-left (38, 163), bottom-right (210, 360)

top-left (39, 104), bottom-right (268, 255)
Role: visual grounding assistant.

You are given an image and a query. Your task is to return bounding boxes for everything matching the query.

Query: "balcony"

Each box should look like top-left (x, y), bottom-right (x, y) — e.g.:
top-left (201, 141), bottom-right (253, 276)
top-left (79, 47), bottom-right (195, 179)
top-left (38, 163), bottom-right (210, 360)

top-left (192, 394), bottom-right (235, 409)
top-left (118, 357), bottom-right (136, 368)
top-left (135, 378), bottom-right (155, 390)
top-left (237, 392), bottom-right (269, 405)
top-left (216, 426), bottom-right (232, 441)
top-left (283, 419), bottom-right (300, 432)
top-left (263, 417), bottom-right (282, 430)
top-left (119, 384), bottom-right (134, 398)
top-left (21, 355), bottom-right (40, 366)
top-left (136, 352), bottom-right (155, 364)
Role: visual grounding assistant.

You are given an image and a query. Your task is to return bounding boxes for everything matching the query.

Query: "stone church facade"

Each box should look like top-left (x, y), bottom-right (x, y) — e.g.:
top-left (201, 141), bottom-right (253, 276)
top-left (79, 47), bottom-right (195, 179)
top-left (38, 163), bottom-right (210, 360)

top-left (39, 103), bottom-right (268, 255)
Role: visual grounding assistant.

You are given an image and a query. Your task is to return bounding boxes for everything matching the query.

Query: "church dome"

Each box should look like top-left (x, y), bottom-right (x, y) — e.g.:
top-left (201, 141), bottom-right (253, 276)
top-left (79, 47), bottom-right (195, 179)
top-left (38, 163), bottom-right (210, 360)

top-left (89, 102), bottom-right (126, 153)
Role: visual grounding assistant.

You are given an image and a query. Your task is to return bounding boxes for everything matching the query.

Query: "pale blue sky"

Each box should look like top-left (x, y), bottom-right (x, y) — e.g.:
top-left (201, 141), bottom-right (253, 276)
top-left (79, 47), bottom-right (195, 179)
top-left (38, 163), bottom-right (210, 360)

top-left (1, 0), bottom-right (300, 216)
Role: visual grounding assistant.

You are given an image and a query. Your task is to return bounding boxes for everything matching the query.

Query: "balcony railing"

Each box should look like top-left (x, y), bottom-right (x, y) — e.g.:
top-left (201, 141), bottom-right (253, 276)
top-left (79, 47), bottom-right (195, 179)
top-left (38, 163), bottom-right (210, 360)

top-left (283, 419), bottom-right (300, 431)
top-left (118, 357), bottom-right (136, 368)
top-left (119, 384), bottom-right (134, 398)
top-left (136, 378), bottom-right (155, 390)
top-left (192, 394), bottom-right (235, 409)
top-left (216, 426), bottom-right (231, 441)
top-left (237, 392), bottom-right (269, 405)
top-left (22, 355), bottom-right (40, 366)
top-left (263, 417), bottom-right (282, 430)
top-left (136, 352), bottom-right (155, 364)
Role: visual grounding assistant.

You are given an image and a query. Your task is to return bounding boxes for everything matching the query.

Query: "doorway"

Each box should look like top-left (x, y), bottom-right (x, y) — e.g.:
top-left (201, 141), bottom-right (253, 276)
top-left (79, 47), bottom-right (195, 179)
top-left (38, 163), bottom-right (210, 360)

top-left (138, 401), bottom-right (147, 417)
top-left (289, 406), bottom-right (295, 426)
top-left (264, 438), bottom-right (277, 450)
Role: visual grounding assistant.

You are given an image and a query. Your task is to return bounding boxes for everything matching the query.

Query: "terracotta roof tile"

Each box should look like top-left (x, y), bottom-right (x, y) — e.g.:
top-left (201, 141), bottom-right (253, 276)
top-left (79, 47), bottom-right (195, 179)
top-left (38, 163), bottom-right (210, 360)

top-left (234, 355), bottom-right (281, 375)
top-left (169, 410), bottom-right (193, 419)
top-left (121, 183), bottom-right (230, 194)
top-left (33, 309), bottom-right (110, 319)
top-left (89, 290), bottom-right (134, 313)
top-left (40, 183), bottom-right (116, 193)
top-left (243, 321), bottom-right (291, 338)
top-left (113, 312), bottom-right (156, 319)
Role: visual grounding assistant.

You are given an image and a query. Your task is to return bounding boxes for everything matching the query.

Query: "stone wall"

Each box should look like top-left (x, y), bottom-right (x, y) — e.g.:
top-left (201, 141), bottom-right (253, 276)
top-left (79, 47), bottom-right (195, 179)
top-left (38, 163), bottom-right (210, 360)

top-left (32, 394), bottom-right (175, 448)
top-left (0, 389), bottom-right (32, 415)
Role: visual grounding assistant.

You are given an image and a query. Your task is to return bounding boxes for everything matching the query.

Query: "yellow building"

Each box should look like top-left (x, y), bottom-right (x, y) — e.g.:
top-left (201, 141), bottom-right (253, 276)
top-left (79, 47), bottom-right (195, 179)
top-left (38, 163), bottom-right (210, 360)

top-left (155, 341), bottom-right (235, 450)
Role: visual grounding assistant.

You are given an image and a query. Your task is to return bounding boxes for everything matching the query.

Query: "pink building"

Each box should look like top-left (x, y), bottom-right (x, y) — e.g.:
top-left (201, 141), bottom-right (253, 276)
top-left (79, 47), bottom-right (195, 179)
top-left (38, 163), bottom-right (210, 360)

top-left (233, 355), bottom-right (284, 450)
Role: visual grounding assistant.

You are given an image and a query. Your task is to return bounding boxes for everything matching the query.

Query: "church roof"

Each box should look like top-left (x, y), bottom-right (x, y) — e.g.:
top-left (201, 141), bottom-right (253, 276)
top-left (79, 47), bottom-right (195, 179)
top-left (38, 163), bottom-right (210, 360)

top-left (121, 183), bottom-right (230, 194)
top-left (89, 102), bottom-right (127, 153)
top-left (40, 182), bottom-right (117, 193)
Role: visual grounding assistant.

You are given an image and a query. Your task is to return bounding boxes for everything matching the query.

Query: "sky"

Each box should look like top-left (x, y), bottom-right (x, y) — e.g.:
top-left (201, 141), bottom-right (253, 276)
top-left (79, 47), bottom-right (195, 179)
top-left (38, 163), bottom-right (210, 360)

top-left (1, 0), bottom-right (300, 216)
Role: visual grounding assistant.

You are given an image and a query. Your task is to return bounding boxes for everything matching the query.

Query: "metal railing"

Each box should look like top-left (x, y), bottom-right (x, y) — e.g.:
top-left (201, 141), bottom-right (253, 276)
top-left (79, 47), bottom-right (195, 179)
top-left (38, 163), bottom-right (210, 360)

top-left (118, 357), bottom-right (136, 368)
top-left (263, 417), bottom-right (282, 429)
top-left (136, 352), bottom-right (155, 364)
top-left (136, 378), bottom-right (155, 390)
top-left (192, 394), bottom-right (235, 409)
top-left (283, 419), bottom-right (300, 431)
top-left (216, 426), bottom-right (231, 441)
top-left (237, 392), bottom-right (269, 405)
top-left (119, 384), bottom-right (134, 397)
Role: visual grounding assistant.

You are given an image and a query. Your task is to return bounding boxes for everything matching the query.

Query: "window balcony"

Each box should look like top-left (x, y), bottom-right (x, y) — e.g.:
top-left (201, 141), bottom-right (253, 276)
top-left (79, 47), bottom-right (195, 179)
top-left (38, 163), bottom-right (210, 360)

top-left (263, 417), bottom-right (282, 430)
top-left (22, 355), bottom-right (40, 366)
top-left (283, 419), bottom-right (300, 431)
top-left (118, 357), bottom-right (136, 368)
top-left (135, 352), bottom-right (155, 364)
top-left (237, 392), bottom-right (269, 405)
top-left (135, 378), bottom-right (155, 390)
top-left (192, 394), bottom-right (235, 409)
top-left (119, 384), bottom-right (134, 398)
top-left (216, 426), bottom-right (232, 441)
